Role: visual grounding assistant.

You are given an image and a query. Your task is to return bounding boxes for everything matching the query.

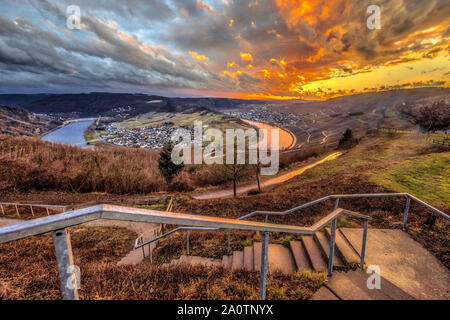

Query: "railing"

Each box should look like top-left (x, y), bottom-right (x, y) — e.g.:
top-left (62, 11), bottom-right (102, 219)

top-left (0, 202), bottom-right (67, 218)
top-left (136, 193), bottom-right (449, 258)
top-left (134, 196), bottom-right (174, 262)
top-left (0, 204), bottom-right (371, 300)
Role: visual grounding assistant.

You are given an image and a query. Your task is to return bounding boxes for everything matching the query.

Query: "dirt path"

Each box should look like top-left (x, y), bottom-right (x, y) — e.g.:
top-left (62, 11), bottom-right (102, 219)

top-left (194, 152), bottom-right (342, 200)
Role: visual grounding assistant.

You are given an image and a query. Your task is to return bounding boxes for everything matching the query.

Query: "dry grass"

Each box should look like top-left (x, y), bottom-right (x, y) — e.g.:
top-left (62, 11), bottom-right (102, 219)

top-left (0, 226), bottom-right (136, 300)
top-left (0, 135), bottom-right (164, 194)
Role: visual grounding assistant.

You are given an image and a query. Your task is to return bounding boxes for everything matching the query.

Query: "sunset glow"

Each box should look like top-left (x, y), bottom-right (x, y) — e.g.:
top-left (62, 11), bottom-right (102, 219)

top-left (0, 0), bottom-right (448, 98)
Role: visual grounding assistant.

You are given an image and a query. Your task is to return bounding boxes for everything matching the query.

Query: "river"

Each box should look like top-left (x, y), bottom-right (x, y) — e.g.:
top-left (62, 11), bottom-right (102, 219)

top-left (42, 119), bottom-right (94, 147)
top-left (240, 119), bottom-right (296, 150)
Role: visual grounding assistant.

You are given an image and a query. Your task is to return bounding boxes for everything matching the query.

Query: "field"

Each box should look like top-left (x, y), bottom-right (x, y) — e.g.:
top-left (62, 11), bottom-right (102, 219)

top-left (118, 110), bottom-right (250, 132)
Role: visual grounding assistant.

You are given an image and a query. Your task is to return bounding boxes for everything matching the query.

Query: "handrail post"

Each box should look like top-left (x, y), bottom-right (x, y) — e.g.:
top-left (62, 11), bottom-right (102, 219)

top-left (53, 229), bottom-right (79, 300)
top-left (327, 218), bottom-right (337, 277)
top-left (333, 198), bottom-right (339, 210)
top-left (148, 243), bottom-right (152, 264)
top-left (259, 231), bottom-right (269, 300)
top-left (264, 215), bottom-right (268, 223)
top-left (360, 219), bottom-right (369, 270)
top-left (402, 196), bottom-right (411, 230)
top-left (141, 239), bottom-right (146, 259)
top-left (186, 230), bottom-right (190, 255)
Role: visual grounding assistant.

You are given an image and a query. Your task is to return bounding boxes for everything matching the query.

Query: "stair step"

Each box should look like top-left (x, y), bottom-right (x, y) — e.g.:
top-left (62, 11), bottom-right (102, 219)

top-left (222, 255), bottom-right (233, 270)
top-left (231, 251), bottom-right (244, 270)
top-left (178, 255), bottom-right (191, 265)
top-left (254, 243), bottom-right (296, 275)
top-left (301, 236), bottom-right (328, 272)
top-left (324, 272), bottom-right (373, 300)
top-left (345, 270), bottom-right (414, 300)
top-left (289, 240), bottom-right (313, 272)
top-left (243, 246), bottom-right (254, 271)
top-left (310, 286), bottom-right (340, 300)
top-left (315, 232), bottom-right (344, 267)
top-left (325, 229), bottom-right (360, 264)
top-left (189, 256), bottom-right (222, 267)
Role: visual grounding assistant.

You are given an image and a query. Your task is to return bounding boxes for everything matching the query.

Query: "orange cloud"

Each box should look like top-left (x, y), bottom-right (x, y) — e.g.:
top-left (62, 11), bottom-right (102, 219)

top-left (240, 52), bottom-right (253, 61)
top-left (189, 51), bottom-right (209, 61)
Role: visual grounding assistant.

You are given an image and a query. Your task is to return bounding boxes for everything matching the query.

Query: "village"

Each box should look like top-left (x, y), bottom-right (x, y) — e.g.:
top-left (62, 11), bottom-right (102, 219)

top-left (225, 104), bottom-right (300, 128)
top-left (98, 123), bottom-right (193, 149)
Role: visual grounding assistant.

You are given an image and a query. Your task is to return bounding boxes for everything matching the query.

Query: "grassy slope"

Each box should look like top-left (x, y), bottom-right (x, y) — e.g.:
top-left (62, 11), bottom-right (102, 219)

top-left (372, 153), bottom-right (449, 208)
top-left (291, 132), bottom-right (449, 208)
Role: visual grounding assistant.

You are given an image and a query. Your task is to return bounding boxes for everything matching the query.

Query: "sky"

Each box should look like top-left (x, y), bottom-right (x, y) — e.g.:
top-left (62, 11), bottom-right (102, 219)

top-left (0, 0), bottom-right (449, 99)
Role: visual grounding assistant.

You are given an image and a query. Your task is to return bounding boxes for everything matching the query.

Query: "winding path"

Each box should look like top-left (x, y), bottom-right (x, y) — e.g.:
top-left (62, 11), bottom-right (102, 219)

top-left (193, 152), bottom-right (342, 200)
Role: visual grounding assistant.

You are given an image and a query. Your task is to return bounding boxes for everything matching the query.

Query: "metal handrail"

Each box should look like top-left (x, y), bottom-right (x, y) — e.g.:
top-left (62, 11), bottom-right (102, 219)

top-left (135, 193), bottom-right (448, 251)
top-left (0, 202), bottom-right (67, 217)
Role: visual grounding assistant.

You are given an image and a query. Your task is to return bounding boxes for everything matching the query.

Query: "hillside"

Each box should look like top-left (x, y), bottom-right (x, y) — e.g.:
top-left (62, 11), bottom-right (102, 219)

top-left (270, 88), bottom-right (450, 148)
top-left (0, 105), bottom-right (62, 137)
top-left (0, 93), bottom-right (266, 118)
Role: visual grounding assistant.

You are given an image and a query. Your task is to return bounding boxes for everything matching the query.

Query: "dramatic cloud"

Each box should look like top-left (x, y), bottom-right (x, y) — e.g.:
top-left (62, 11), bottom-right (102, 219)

top-left (0, 0), bottom-right (449, 98)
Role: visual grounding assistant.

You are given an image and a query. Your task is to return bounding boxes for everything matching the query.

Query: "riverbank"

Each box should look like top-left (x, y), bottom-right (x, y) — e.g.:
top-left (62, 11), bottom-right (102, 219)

top-left (240, 119), bottom-right (297, 150)
top-left (42, 119), bottom-right (95, 147)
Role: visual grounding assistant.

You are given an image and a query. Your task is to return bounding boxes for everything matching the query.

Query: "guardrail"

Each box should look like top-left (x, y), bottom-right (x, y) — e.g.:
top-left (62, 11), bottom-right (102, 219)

top-left (0, 202), bottom-right (67, 217)
top-left (136, 193), bottom-right (448, 258)
top-left (0, 204), bottom-right (370, 300)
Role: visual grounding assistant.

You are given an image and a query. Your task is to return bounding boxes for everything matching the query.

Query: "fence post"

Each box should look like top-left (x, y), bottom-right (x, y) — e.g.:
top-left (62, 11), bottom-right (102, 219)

top-left (14, 204), bottom-right (20, 218)
top-left (30, 205), bottom-right (34, 217)
top-left (149, 243), bottom-right (152, 264)
top-left (186, 230), bottom-right (190, 255)
top-left (46, 207), bottom-right (50, 216)
top-left (259, 231), bottom-right (269, 300)
top-left (360, 219), bottom-right (369, 270)
top-left (1, 204), bottom-right (4, 216)
top-left (52, 229), bottom-right (79, 300)
top-left (227, 229), bottom-right (231, 251)
top-left (327, 218), bottom-right (337, 277)
top-left (333, 198), bottom-right (340, 210)
top-left (402, 196), bottom-right (411, 230)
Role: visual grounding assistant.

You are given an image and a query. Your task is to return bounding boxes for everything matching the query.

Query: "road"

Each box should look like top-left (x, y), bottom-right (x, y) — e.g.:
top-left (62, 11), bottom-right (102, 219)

top-left (193, 152), bottom-right (342, 200)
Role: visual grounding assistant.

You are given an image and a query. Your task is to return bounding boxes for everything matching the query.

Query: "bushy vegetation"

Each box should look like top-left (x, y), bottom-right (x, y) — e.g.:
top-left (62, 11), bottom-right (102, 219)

top-left (337, 128), bottom-right (359, 149)
top-left (0, 135), bottom-right (165, 194)
top-left (401, 100), bottom-right (450, 132)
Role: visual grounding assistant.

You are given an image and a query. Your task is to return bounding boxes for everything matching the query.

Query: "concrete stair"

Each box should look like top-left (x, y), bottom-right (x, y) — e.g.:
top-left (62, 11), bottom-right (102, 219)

top-left (160, 228), bottom-right (449, 300)
top-left (315, 270), bottom-right (415, 300)
top-left (162, 229), bottom-right (360, 275)
top-left (325, 228), bottom-right (360, 264)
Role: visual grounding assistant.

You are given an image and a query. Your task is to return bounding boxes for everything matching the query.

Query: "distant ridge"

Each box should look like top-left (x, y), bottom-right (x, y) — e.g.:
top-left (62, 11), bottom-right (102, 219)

top-left (0, 105), bottom-right (62, 137)
top-left (0, 92), bottom-right (268, 117)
